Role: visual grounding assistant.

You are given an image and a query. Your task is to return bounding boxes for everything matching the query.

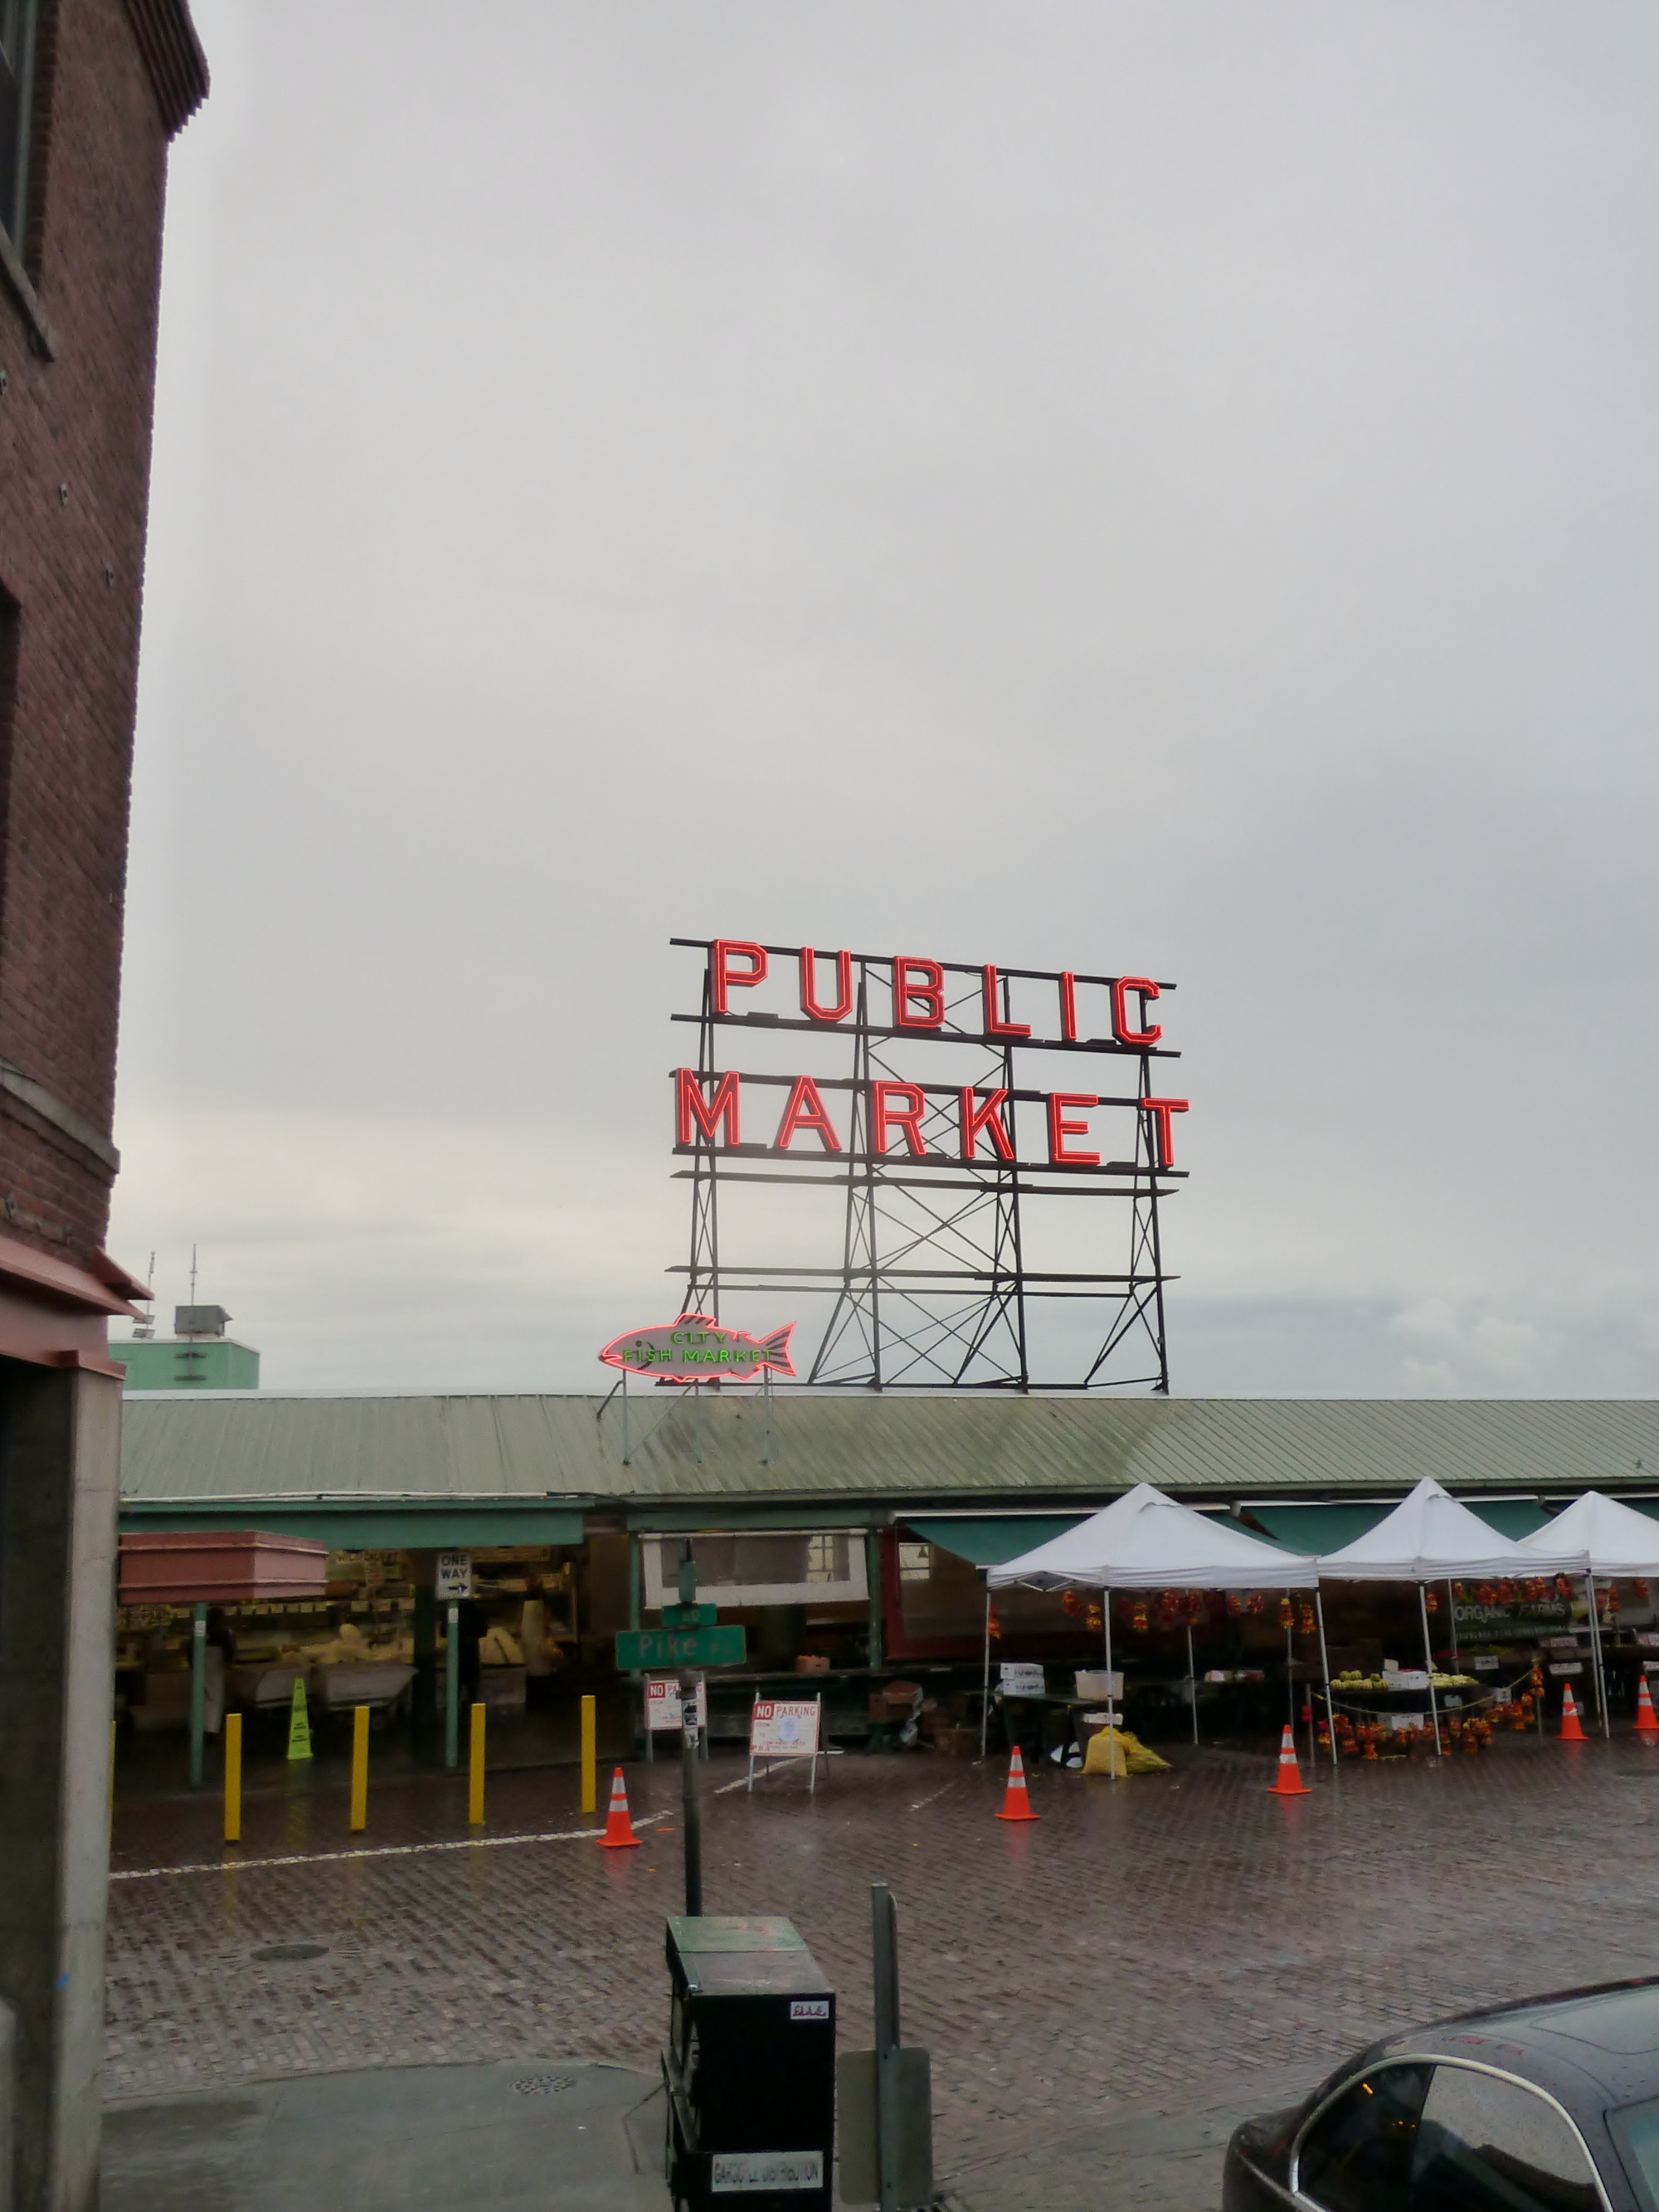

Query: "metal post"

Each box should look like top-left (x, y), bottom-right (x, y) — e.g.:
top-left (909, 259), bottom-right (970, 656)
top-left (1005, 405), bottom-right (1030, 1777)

top-left (868, 1528), bottom-right (884, 1674)
top-left (0, 1996), bottom-right (13, 2212)
top-left (350, 1705), bottom-right (369, 1832)
top-left (445, 1601), bottom-right (460, 1771)
top-left (871, 1883), bottom-right (901, 2212)
top-left (188, 1601), bottom-right (207, 1788)
top-left (581, 1693), bottom-right (597, 1813)
top-left (1587, 1574), bottom-right (1610, 1740)
top-left (681, 1666), bottom-right (703, 1917)
top-left (468, 1702), bottom-right (486, 1826)
top-left (1185, 1620), bottom-right (1199, 1745)
top-left (1284, 1619), bottom-right (1295, 1735)
top-left (1315, 1589), bottom-right (1337, 1769)
top-left (223, 1711), bottom-right (242, 1843)
top-left (1103, 1587), bottom-right (1117, 1784)
top-left (1419, 1585), bottom-right (1443, 1757)
top-left (979, 1586), bottom-right (992, 1758)
top-left (1447, 1579), bottom-right (1460, 1670)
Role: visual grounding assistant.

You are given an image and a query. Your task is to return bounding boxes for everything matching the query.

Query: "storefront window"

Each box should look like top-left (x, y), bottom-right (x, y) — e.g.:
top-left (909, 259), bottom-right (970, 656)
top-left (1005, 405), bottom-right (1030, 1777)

top-left (643, 1534), bottom-right (868, 1610)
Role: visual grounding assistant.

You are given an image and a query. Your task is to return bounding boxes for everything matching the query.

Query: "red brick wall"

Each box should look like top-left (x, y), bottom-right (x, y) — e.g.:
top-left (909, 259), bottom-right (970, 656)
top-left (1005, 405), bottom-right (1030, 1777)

top-left (0, 0), bottom-right (186, 1263)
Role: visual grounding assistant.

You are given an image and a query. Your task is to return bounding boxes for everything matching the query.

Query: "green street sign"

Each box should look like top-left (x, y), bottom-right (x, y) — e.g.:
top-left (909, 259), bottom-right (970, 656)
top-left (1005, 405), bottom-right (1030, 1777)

top-left (615, 1626), bottom-right (747, 1671)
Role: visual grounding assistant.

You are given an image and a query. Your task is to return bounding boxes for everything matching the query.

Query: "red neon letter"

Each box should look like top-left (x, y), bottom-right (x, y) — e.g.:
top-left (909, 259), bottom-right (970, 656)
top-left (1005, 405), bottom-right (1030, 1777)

top-left (776, 1075), bottom-right (842, 1152)
top-left (675, 1068), bottom-right (741, 1146)
top-left (1112, 976), bottom-right (1163, 1048)
top-left (711, 940), bottom-right (768, 1016)
top-left (873, 1082), bottom-right (928, 1157)
top-left (982, 965), bottom-right (1030, 1039)
top-left (800, 948), bottom-right (853, 1024)
top-left (1048, 1092), bottom-right (1099, 1167)
top-left (1058, 972), bottom-right (1078, 1043)
top-left (1141, 1097), bottom-right (1189, 1168)
top-left (961, 1088), bottom-right (1015, 1162)
top-left (892, 957), bottom-right (945, 1030)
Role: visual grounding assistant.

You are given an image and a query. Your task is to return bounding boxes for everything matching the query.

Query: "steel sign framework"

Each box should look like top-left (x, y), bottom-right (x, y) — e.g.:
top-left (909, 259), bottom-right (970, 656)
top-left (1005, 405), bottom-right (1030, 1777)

top-left (668, 939), bottom-right (1187, 1392)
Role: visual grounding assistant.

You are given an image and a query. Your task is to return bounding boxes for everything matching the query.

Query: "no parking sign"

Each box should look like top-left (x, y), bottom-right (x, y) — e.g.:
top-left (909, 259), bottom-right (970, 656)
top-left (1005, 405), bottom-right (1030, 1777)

top-left (747, 1697), bottom-right (828, 1793)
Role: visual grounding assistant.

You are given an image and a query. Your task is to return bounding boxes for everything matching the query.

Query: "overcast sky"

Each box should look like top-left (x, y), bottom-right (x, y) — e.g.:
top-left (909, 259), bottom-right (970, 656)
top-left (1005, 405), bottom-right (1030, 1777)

top-left (109, 1), bottom-right (1659, 1397)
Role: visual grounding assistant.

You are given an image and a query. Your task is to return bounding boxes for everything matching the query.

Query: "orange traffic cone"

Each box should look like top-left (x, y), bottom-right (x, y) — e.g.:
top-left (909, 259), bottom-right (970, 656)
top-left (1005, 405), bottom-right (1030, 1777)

top-left (1268, 1723), bottom-right (1311, 1797)
top-left (598, 1766), bottom-right (642, 1848)
top-left (1637, 1676), bottom-right (1659, 1738)
top-left (995, 1747), bottom-right (1039, 1821)
top-left (1559, 1685), bottom-right (1586, 1743)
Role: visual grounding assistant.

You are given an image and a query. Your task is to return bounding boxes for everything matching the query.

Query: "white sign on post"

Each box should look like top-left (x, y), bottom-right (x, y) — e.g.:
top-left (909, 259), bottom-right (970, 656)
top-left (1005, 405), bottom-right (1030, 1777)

top-left (435, 1551), bottom-right (473, 1601)
top-left (645, 1676), bottom-right (708, 1732)
top-left (747, 1698), bottom-right (828, 1792)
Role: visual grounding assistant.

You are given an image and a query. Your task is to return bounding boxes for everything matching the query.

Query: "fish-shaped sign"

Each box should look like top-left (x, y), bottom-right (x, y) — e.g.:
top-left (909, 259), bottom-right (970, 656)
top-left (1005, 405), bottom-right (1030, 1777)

top-left (600, 1313), bottom-right (796, 1385)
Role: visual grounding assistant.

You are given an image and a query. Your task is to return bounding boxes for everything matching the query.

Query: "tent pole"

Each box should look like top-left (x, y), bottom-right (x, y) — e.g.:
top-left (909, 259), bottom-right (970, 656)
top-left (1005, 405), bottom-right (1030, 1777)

top-left (1284, 1619), bottom-right (1295, 1737)
top-left (1419, 1584), bottom-right (1442, 1758)
top-left (1447, 1580), bottom-right (1460, 1669)
top-left (1104, 1588), bottom-right (1117, 1785)
top-left (980, 1584), bottom-right (991, 1759)
top-left (1315, 1588), bottom-right (1337, 1769)
top-left (1587, 1574), bottom-right (1609, 1741)
top-left (1185, 1619), bottom-right (1199, 1745)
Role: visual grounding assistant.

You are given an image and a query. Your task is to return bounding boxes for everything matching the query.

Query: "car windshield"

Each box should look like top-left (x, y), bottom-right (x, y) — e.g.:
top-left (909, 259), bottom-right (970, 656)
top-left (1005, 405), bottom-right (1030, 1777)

top-left (1611, 2098), bottom-right (1659, 2212)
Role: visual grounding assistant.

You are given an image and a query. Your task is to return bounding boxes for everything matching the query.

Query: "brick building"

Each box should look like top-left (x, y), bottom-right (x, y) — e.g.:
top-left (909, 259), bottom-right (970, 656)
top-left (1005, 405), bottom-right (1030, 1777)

top-left (0, 3), bottom-right (206, 2206)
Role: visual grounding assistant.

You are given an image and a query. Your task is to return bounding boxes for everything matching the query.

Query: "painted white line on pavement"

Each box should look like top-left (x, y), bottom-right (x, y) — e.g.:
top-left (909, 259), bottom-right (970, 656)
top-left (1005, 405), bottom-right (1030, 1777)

top-left (110, 1826), bottom-right (606, 1881)
top-left (908, 1777), bottom-right (969, 1812)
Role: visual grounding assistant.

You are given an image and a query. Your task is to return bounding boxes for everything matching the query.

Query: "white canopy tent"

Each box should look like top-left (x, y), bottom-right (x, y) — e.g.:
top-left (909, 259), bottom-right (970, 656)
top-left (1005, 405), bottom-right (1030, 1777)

top-left (1520, 1492), bottom-right (1659, 1738)
top-left (985, 1484), bottom-right (1323, 1776)
top-left (1316, 1478), bottom-right (1589, 1753)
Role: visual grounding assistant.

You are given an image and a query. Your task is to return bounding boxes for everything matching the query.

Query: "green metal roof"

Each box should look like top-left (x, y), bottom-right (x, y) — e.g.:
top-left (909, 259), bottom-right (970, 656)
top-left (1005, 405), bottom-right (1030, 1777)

top-left (118, 1392), bottom-right (1659, 1524)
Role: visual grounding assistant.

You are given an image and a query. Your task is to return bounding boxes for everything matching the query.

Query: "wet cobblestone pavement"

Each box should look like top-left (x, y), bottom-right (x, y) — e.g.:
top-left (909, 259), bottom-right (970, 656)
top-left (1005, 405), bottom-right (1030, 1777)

top-left (108, 1735), bottom-right (1659, 2205)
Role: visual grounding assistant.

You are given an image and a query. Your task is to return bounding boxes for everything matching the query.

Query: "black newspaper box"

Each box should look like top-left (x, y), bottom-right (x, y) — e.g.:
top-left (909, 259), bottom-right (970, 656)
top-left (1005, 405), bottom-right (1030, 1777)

top-left (663, 1915), bottom-right (835, 2212)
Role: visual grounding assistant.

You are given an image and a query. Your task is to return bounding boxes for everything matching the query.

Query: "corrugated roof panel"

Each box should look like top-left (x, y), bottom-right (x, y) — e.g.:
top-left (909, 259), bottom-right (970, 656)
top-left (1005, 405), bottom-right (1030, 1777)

top-left (119, 1392), bottom-right (1659, 1514)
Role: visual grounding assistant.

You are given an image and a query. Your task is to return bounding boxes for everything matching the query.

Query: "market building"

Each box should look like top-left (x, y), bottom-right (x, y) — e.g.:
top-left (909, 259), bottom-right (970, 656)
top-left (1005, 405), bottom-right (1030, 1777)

top-left (114, 1387), bottom-right (1659, 1776)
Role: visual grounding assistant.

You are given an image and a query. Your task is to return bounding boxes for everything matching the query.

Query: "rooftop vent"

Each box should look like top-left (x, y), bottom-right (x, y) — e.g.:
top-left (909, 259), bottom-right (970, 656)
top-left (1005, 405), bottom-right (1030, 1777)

top-left (174, 1304), bottom-right (230, 1339)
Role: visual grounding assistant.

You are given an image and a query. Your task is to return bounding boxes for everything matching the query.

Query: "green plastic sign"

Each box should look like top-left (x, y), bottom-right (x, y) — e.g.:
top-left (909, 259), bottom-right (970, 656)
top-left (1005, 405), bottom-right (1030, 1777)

top-left (615, 1625), bottom-right (747, 1670)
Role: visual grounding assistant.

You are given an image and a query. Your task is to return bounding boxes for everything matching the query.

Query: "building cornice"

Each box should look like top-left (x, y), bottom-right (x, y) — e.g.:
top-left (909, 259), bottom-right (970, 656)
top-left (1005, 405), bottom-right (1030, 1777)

top-left (121, 0), bottom-right (209, 139)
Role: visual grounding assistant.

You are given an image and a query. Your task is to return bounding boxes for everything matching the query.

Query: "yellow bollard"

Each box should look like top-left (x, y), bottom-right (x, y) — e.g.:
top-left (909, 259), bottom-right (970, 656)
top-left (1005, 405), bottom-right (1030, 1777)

top-left (580, 1693), bottom-right (597, 1815)
top-left (469, 1702), bottom-right (485, 1827)
top-left (350, 1704), bottom-right (369, 1832)
top-left (224, 1712), bottom-right (242, 1844)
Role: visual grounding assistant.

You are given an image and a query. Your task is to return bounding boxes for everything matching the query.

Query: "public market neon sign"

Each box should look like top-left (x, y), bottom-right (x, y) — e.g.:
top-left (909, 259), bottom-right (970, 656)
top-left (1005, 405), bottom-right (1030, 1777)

top-left (674, 940), bottom-right (1190, 1170)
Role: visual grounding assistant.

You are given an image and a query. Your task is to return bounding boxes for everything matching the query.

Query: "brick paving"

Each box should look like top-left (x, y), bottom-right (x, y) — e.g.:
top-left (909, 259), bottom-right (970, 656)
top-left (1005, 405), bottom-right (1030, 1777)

top-left (107, 1736), bottom-right (1659, 2200)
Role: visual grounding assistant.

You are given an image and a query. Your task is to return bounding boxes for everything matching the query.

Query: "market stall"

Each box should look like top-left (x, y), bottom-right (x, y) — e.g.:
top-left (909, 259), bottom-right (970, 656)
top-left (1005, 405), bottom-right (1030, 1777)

top-left (986, 1483), bottom-right (1321, 1780)
top-left (1316, 1477), bottom-right (1587, 1757)
top-left (1520, 1491), bottom-right (1659, 1738)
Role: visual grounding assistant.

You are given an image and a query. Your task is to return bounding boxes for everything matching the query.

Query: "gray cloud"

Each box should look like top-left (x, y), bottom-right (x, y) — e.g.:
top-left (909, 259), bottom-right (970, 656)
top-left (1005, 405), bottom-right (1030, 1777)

top-left (112, 1), bottom-right (1659, 1395)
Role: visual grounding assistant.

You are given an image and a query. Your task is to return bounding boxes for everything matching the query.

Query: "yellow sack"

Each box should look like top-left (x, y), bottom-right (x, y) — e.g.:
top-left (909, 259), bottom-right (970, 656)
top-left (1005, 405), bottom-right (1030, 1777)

top-left (1082, 1726), bottom-right (1171, 1777)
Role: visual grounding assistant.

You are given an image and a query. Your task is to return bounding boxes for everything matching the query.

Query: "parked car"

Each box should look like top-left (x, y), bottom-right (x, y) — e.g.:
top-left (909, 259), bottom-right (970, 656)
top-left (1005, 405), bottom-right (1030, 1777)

top-left (1223, 1975), bottom-right (1659, 2210)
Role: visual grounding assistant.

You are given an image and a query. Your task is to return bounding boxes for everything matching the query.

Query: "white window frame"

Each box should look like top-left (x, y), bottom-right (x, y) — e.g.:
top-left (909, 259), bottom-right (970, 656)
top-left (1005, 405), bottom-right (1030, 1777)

top-left (641, 1532), bottom-right (868, 1612)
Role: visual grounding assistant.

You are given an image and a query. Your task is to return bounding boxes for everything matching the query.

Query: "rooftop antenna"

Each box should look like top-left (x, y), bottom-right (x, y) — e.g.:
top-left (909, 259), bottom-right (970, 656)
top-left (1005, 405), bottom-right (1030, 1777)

top-left (132, 1250), bottom-right (156, 1339)
top-left (189, 1244), bottom-right (198, 1310)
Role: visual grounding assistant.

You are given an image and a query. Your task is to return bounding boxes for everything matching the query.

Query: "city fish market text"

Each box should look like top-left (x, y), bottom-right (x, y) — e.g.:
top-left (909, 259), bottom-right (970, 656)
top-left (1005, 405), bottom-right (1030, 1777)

top-left (600, 1316), bottom-right (796, 1384)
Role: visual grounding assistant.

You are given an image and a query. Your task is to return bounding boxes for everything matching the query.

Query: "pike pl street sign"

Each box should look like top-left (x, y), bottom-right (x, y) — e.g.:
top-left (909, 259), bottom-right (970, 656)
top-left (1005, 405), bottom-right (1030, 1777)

top-left (616, 1625), bottom-right (747, 1670)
